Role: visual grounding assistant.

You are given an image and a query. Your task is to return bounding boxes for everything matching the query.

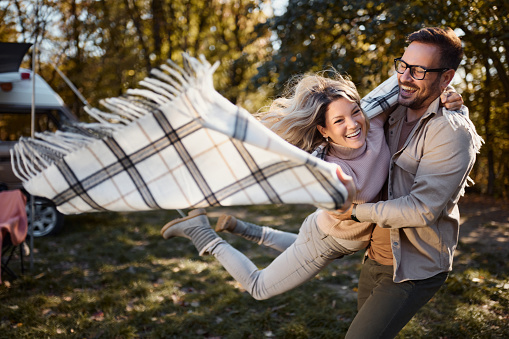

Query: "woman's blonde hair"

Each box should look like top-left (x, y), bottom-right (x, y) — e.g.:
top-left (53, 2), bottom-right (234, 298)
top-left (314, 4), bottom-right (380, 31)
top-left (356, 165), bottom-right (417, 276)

top-left (259, 71), bottom-right (369, 153)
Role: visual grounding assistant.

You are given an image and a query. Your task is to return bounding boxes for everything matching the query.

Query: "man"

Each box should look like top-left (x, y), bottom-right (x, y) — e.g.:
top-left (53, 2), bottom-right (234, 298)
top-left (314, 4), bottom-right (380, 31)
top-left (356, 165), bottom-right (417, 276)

top-left (344, 27), bottom-right (480, 338)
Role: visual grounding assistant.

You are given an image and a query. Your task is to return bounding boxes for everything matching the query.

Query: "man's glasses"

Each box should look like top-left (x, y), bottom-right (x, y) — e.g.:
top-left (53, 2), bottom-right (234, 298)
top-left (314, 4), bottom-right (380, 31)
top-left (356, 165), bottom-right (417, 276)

top-left (394, 58), bottom-right (450, 80)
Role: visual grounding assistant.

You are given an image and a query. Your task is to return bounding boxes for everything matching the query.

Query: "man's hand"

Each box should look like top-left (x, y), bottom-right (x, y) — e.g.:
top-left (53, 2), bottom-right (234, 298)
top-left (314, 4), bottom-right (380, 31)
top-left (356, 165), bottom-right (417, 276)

top-left (441, 89), bottom-right (463, 111)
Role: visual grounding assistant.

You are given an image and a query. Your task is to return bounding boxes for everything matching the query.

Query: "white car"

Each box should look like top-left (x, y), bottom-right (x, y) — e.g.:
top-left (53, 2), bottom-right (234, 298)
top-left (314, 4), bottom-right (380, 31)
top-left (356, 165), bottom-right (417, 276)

top-left (0, 42), bottom-right (78, 236)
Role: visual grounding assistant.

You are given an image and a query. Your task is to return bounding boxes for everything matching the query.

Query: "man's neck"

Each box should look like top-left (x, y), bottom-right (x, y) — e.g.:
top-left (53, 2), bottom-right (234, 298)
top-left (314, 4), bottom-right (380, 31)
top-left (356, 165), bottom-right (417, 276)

top-left (406, 108), bottom-right (425, 123)
top-left (405, 93), bottom-right (443, 122)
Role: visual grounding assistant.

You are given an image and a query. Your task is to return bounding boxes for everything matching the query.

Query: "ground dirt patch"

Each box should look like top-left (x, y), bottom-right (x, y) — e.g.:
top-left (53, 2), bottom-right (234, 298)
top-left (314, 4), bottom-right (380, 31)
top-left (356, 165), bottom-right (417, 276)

top-left (458, 193), bottom-right (509, 259)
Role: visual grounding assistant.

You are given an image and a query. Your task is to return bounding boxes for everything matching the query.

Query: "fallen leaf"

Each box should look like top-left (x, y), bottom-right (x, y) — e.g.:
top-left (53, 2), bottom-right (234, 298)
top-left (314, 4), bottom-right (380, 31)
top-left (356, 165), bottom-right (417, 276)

top-left (90, 311), bottom-right (105, 321)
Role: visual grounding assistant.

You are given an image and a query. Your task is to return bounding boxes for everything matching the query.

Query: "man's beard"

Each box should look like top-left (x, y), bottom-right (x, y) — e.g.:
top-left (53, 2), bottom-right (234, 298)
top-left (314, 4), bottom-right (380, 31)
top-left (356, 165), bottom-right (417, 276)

top-left (398, 76), bottom-right (441, 110)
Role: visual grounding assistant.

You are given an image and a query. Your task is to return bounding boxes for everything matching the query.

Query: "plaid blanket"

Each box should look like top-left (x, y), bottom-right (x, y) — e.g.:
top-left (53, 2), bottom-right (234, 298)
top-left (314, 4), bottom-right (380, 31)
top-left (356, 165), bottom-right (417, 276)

top-left (14, 55), bottom-right (374, 215)
top-left (12, 54), bottom-right (481, 215)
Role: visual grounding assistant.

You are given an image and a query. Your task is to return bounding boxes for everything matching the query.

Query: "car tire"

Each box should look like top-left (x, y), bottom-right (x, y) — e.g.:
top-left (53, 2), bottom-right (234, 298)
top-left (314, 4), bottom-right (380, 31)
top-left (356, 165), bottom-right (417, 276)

top-left (25, 197), bottom-right (65, 237)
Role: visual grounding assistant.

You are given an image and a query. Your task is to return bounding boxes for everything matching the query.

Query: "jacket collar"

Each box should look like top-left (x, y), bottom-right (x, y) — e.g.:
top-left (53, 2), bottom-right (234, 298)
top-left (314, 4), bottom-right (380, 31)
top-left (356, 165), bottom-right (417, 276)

top-left (389, 97), bottom-right (442, 155)
top-left (388, 97), bottom-right (442, 126)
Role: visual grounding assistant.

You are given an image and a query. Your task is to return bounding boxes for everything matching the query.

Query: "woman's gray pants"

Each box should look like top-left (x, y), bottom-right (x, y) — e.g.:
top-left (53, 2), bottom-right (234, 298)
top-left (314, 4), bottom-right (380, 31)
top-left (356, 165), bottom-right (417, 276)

top-left (209, 212), bottom-right (366, 300)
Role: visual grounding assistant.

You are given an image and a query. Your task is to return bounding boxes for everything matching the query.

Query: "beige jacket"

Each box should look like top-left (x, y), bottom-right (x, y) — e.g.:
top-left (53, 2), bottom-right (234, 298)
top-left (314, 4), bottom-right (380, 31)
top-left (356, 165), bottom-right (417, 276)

top-left (357, 98), bottom-right (478, 282)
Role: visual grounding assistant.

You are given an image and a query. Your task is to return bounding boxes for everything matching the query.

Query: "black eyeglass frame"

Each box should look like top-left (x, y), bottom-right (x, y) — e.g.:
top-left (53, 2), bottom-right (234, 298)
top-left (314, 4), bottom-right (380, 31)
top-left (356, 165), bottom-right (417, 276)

top-left (394, 58), bottom-right (450, 80)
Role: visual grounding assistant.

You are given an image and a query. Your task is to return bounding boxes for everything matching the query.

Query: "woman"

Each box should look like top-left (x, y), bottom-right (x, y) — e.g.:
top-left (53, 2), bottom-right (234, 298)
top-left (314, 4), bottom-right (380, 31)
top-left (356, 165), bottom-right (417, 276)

top-left (160, 72), bottom-right (459, 300)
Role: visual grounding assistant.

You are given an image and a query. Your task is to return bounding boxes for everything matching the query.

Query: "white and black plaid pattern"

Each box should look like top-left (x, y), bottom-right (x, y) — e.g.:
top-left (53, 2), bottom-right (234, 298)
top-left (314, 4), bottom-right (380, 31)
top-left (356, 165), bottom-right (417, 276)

top-left (13, 56), bottom-right (400, 215)
top-left (360, 74), bottom-right (399, 119)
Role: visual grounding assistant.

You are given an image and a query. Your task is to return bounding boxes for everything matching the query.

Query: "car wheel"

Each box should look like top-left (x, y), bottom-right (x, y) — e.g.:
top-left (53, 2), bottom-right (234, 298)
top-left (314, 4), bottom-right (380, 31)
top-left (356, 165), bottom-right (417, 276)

top-left (25, 198), bottom-right (65, 237)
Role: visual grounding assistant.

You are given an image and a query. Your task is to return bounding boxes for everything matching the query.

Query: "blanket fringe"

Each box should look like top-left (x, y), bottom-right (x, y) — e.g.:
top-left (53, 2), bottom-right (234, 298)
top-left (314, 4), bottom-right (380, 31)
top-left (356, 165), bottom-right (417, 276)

top-left (12, 53), bottom-right (218, 185)
top-left (443, 107), bottom-right (484, 196)
top-left (443, 107), bottom-right (484, 154)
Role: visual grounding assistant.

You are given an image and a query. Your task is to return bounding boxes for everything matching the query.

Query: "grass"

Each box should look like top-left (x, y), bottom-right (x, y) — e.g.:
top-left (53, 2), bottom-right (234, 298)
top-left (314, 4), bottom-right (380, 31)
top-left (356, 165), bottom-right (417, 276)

top-left (1, 203), bottom-right (508, 338)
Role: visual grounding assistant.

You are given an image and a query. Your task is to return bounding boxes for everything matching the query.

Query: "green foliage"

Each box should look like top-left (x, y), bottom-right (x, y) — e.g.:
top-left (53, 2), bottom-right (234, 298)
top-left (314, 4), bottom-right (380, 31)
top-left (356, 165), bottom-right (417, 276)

top-left (3, 0), bottom-right (509, 194)
top-left (0, 4), bottom-right (18, 41)
top-left (258, 0), bottom-right (509, 196)
top-left (7, 0), bottom-right (272, 117)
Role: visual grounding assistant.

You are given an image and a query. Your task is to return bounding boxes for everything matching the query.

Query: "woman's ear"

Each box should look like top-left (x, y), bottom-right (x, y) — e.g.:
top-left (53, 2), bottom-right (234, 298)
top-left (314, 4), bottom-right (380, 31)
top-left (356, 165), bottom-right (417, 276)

top-left (316, 125), bottom-right (326, 138)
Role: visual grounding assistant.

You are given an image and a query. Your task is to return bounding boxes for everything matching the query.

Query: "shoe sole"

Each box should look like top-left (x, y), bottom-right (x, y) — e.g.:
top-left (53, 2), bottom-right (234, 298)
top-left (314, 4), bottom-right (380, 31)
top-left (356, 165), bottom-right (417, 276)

top-left (161, 209), bottom-right (207, 238)
top-left (215, 214), bottom-right (236, 232)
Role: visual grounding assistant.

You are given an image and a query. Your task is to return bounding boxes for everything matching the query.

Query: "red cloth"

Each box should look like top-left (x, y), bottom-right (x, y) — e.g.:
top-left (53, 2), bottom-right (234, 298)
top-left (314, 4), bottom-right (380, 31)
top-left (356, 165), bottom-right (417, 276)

top-left (0, 190), bottom-right (28, 283)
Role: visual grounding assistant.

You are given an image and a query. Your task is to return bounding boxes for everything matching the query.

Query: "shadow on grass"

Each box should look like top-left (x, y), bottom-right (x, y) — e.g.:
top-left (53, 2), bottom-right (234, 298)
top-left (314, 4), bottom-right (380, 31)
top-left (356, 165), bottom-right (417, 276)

top-left (0, 202), bottom-right (507, 338)
top-left (0, 206), bottom-right (359, 338)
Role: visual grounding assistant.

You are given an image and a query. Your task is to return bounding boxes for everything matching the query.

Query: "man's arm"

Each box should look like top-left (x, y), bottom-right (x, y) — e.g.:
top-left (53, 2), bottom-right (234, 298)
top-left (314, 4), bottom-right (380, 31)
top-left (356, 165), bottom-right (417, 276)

top-left (356, 118), bottom-right (476, 228)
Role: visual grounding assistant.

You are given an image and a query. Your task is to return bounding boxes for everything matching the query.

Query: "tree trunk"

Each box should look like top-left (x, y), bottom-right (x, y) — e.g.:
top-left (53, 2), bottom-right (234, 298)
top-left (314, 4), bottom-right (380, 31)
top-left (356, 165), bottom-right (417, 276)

top-left (70, 0), bottom-right (84, 119)
top-left (125, 0), bottom-right (152, 72)
top-left (483, 59), bottom-right (495, 195)
top-left (152, 0), bottom-right (164, 64)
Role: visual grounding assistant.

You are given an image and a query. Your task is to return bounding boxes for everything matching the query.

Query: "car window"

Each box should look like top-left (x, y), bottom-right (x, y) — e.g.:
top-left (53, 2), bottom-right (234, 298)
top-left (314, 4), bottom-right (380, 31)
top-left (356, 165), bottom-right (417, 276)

top-left (0, 111), bottom-right (61, 141)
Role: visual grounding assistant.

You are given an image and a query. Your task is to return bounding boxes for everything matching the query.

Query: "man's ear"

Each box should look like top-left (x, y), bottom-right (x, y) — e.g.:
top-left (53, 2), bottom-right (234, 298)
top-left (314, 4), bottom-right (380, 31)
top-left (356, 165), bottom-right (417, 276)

top-left (440, 69), bottom-right (455, 91)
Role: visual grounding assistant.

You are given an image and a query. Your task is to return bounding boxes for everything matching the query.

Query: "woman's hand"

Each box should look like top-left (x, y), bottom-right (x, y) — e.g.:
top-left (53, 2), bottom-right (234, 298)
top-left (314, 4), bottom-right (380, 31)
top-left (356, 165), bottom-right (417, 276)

top-left (441, 89), bottom-right (464, 111)
top-left (328, 166), bottom-right (356, 218)
top-left (325, 204), bottom-right (355, 221)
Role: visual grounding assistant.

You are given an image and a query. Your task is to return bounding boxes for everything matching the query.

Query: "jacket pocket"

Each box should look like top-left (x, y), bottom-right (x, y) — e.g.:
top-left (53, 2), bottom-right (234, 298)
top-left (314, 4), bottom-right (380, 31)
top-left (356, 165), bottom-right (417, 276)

top-left (394, 149), bottom-right (420, 175)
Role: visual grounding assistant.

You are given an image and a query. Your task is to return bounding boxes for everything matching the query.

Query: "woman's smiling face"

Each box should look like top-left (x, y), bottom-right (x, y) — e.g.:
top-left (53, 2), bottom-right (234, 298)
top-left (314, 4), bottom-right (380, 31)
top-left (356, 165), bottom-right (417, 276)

top-left (317, 98), bottom-right (367, 149)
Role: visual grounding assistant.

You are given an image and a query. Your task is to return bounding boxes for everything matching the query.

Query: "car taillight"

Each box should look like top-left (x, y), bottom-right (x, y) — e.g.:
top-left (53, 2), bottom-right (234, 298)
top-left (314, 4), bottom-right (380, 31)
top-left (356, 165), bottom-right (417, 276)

top-left (21, 72), bottom-right (31, 80)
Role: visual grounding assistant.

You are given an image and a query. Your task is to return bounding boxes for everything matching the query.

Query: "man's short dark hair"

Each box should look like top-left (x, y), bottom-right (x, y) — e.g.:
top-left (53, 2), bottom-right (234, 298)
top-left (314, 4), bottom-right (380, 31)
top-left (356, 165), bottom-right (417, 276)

top-left (407, 27), bottom-right (463, 71)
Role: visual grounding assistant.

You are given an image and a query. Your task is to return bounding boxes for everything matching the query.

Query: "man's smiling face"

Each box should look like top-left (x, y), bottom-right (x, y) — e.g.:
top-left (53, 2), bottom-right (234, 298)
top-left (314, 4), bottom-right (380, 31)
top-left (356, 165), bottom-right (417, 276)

top-left (397, 42), bottom-right (444, 118)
